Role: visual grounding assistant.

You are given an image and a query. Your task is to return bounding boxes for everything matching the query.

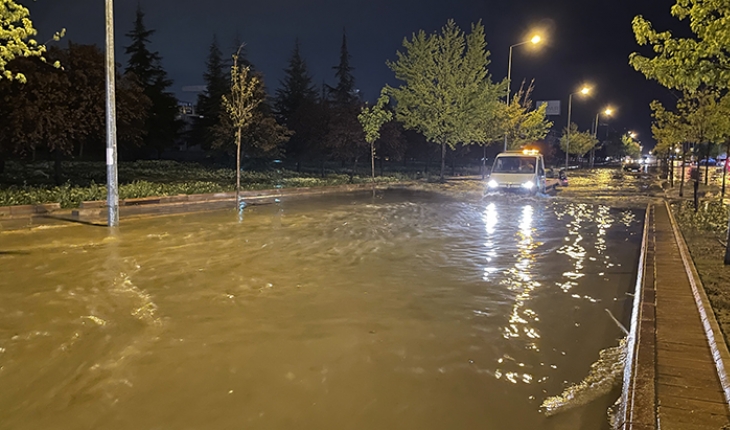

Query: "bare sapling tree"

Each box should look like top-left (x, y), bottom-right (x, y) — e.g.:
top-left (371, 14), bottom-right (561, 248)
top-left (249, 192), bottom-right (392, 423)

top-left (222, 44), bottom-right (261, 206)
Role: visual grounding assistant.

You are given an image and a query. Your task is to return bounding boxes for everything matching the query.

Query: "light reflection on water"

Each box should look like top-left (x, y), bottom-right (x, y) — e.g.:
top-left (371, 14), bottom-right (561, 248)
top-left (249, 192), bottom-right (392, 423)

top-left (0, 190), bottom-right (642, 430)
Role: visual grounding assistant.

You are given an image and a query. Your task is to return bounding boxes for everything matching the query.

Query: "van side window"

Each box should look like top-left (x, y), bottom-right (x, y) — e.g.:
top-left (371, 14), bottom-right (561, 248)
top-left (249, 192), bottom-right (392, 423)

top-left (538, 163), bottom-right (544, 176)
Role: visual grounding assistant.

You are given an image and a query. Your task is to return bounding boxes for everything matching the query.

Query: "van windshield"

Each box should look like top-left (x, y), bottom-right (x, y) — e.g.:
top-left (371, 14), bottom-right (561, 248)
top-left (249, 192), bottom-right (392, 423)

top-left (492, 157), bottom-right (537, 174)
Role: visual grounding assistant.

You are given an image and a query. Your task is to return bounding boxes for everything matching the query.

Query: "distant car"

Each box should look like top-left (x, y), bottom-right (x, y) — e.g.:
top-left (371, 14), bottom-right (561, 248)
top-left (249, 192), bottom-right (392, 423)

top-left (623, 162), bottom-right (642, 173)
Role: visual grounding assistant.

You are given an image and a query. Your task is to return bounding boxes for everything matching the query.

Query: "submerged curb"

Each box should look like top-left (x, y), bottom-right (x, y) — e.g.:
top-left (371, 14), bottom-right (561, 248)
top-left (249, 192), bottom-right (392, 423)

top-left (619, 203), bottom-right (654, 429)
top-left (0, 182), bottom-right (417, 229)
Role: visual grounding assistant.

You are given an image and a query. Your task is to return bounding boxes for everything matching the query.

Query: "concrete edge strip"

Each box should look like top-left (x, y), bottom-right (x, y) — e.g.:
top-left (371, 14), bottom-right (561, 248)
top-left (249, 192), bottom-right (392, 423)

top-left (665, 199), bottom-right (730, 410)
top-left (620, 202), bottom-right (652, 429)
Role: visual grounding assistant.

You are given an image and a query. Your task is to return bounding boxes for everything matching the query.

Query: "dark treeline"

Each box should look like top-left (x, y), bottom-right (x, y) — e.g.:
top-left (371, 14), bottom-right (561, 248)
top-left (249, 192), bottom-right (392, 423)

top-left (0, 10), bottom-right (634, 184)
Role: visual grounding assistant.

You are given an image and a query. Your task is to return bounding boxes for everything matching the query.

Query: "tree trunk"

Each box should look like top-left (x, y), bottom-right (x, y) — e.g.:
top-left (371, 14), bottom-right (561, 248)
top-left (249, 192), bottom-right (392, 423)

top-left (296, 160), bottom-right (301, 173)
top-left (704, 147), bottom-right (710, 186)
top-left (725, 209), bottom-right (730, 265)
top-left (440, 142), bottom-right (446, 182)
top-left (589, 148), bottom-right (595, 169)
top-left (723, 142), bottom-right (729, 199)
top-left (320, 158), bottom-right (325, 178)
top-left (235, 128), bottom-right (242, 206)
top-left (54, 149), bottom-right (62, 185)
top-left (451, 152), bottom-right (456, 177)
top-left (481, 145), bottom-right (487, 180)
top-left (680, 151), bottom-right (686, 197)
top-left (379, 157), bottom-right (384, 177)
top-left (78, 141), bottom-right (85, 159)
top-left (0, 155), bottom-right (5, 174)
top-left (350, 157), bottom-right (359, 183)
top-left (669, 151), bottom-right (674, 188)
top-left (370, 142), bottom-right (375, 182)
top-left (693, 178), bottom-right (699, 212)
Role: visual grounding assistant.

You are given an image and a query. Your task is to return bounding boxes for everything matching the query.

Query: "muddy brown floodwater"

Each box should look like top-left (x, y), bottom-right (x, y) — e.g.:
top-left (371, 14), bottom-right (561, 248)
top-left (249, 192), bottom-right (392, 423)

top-left (0, 189), bottom-right (643, 430)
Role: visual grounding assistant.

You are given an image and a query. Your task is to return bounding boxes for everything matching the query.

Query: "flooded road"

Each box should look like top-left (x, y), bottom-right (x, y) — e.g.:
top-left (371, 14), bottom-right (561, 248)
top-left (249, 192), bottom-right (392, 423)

top-left (0, 190), bottom-right (643, 429)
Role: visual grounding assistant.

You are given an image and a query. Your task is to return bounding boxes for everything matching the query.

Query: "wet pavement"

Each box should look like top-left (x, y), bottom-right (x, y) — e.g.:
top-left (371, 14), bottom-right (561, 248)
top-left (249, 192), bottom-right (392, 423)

top-left (621, 202), bottom-right (730, 429)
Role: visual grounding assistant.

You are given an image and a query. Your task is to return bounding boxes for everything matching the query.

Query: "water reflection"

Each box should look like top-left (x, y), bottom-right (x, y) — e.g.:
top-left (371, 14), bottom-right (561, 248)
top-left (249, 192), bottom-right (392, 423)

top-left (0, 191), bottom-right (643, 430)
top-left (482, 203), bottom-right (498, 280)
top-left (493, 204), bottom-right (541, 386)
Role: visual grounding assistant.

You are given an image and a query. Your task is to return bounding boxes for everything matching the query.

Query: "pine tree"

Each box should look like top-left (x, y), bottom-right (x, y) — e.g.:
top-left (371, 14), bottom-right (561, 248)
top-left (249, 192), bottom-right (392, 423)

top-left (274, 39), bottom-right (318, 169)
top-left (324, 29), bottom-right (365, 175)
top-left (193, 35), bottom-right (228, 149)
top-left (330, 30), bottom-right (357, 105)
top-left (124, 5), bottom-right (180, 158)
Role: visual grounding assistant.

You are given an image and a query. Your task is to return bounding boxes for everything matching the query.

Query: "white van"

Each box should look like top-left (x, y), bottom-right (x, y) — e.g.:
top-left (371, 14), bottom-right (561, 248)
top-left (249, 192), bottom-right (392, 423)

top-left (486, 149), bottom-right (547, 194)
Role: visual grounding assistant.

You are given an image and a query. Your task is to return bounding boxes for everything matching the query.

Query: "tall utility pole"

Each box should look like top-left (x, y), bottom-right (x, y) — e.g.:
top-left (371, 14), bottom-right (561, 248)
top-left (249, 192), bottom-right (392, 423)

top-left (105, 0), bottom-right (119, 227)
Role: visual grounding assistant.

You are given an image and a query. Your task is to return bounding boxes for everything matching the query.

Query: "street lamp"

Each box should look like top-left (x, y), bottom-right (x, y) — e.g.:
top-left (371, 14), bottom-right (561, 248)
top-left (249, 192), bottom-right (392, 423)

top-left (504, 34), bottom-right (542, 151)
top-left (565, 86), bottom-right (591, 170)
top-left (593, 107), bottom-right (613, 137)
top-left (589, 107), bottom-right (613, 168)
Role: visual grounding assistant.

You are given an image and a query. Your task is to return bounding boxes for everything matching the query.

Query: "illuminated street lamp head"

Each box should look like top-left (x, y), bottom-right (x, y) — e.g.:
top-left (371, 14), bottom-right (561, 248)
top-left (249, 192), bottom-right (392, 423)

top-left (604, 108), bottom-right (613, 116)
top-left (629, 131), bottom-right (637, 138)
top-left (580, 87), bottom-right (590, 95)
top-left (530, 35), bottom-right (542, 44)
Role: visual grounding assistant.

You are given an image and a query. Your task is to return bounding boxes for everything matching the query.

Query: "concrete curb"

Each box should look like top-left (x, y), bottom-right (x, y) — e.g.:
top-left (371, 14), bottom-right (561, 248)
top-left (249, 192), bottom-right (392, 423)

top-left (620, 203), bottom-right (654, 429)
top-left (665, 199), bottom-right (730, 410)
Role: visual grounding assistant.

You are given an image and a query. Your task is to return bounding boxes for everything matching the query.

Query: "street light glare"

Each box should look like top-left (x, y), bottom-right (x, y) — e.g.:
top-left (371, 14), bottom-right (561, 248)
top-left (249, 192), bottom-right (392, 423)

top-left (530, 35), bottom-right (541, 44)
top-left (580, 87), bottom-right (590, 95)
top-left (604, 108), bottom-right (613, 116)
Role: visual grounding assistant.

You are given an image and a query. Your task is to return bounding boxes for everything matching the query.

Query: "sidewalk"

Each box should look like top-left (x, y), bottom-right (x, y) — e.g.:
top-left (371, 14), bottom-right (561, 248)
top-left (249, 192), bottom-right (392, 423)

top-left (622, 202), bottom-right (730, 429)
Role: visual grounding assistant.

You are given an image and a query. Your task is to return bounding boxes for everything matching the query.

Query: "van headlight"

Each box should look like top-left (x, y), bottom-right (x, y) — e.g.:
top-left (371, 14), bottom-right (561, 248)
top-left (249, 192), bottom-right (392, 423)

top-left (487, 180), bottom-right (499, 189)
top-left (522, 181), bottom-right (534, 190)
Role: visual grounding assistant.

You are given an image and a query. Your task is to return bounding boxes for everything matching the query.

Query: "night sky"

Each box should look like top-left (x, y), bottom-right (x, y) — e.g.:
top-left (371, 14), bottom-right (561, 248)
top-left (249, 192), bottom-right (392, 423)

top-left (30, 0), bottom-right (683, 149)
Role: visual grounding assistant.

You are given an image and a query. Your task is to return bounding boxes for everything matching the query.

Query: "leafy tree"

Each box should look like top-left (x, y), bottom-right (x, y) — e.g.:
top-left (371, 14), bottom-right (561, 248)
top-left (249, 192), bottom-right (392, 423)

top-left (222, 46), bottom-right (261, 204)
top-left (274, 39), bottom-right (318, 170)
top-left (630, 0), bottom-right (730, 91)
top-left (192, 35), bottom-right (228, 149)
top-left (651, 100), bottom-right (685, 186)
top-left (503, 81), bottom-right (552, 149)
top-left (560, 123), bottom-right (598, 160)
top-left (375, 119), bottom-right (407, 174)
top-left (0, 0), bottom-right (64, 83)
top-left (387, 20), bottom-right (502, 181)
top-left (124, 5), bottom-right (180, 157)
top-left (651, 100), bottom-right (684, 156)
top-left (358, 90), bottom-right (393, 180)
top-left (0, 44), bottom-right (148, 178)
top-left (620, 132), bottom-right (642, 159)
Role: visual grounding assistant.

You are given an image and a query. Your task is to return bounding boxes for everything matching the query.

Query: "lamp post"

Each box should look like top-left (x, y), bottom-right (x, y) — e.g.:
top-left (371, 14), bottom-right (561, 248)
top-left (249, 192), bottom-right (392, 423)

top-left (565, 86), bottom-right (591, 170)
top-left (504, 34), bottom-right (542, 152)
top-left (105, 0), bottom-right (119, 227)
top-left (589, 107), bottom-right (612, 168)
top-left (593, 108), bottom-right (613, 138)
